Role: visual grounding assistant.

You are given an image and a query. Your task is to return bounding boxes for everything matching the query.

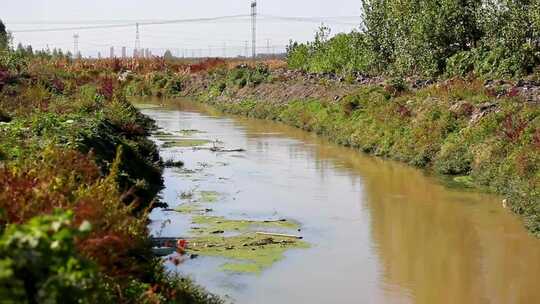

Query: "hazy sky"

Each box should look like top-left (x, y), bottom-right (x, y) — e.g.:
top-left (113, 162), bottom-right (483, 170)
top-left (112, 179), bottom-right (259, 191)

top-left (1, 0), bottom-right (362, 57)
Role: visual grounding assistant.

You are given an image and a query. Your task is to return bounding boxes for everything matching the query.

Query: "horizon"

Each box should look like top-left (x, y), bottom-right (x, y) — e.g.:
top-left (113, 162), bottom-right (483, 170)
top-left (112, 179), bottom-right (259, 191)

top-left (0, 0), bottom-right (362, 58)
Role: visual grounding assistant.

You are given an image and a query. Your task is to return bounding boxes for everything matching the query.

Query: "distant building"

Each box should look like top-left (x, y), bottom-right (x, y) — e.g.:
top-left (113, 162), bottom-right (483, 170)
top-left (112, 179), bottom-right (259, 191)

top-left (110, 46), bottom-right (114, 58)
top-left (122, 46), bottom-right (126, 58)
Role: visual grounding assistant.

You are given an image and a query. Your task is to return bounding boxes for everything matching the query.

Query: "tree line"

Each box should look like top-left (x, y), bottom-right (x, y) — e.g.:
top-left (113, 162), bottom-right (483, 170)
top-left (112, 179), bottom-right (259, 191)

top-left (287, 0), bottom-right (540, 78)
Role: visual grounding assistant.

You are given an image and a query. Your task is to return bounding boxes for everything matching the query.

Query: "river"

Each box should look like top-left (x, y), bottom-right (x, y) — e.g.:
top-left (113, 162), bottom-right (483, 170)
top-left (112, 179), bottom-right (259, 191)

top-left (137, 99), bottom-right (540, 304)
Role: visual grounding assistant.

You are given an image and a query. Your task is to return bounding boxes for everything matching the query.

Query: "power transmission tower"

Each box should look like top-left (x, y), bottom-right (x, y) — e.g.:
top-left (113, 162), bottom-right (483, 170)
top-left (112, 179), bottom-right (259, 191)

top-left (244, 40), bottom-right (249, 58)
top-left (266, 39), bottom-right (270, 56)
top-left (251, 1), bottom-right (257, 60)
top-left (73, 33), bottom-right (79, 59)
top-left (134, 23), bottom-right (141, 58)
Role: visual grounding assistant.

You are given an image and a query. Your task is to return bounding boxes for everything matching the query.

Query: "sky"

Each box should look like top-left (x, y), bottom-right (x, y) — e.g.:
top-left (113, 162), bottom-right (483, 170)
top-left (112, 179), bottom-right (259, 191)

top-left (0, 0), bottom-right (362, 58)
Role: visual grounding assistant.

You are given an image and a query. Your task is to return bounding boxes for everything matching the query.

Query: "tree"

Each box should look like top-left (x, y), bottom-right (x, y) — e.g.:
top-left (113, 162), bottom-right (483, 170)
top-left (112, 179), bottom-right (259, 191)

top-left (0, 19), bottom-right (10, 50)
top-left (361, 0), bottom-right (484, 76)
top-left (25, 45), bottom-right (33, 56)
top-left (163, 49), bottom-right (174, 60)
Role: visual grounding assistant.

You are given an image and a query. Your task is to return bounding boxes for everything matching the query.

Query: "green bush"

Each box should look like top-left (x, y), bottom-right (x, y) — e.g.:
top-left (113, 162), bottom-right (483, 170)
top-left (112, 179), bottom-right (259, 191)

top-left (0, 211), bottom-right (114, 303)
top-left (287, 0), bottom-right (540, 78)
top-left (287, 28), bottom-right (373, 76)
top-left (435, 134), bottom-right (473, 175)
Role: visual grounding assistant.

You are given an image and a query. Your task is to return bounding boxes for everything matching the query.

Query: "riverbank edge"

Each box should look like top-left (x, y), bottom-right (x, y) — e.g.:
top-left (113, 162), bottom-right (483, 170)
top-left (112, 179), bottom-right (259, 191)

top-left (145, 69), bottom-right (539, 237)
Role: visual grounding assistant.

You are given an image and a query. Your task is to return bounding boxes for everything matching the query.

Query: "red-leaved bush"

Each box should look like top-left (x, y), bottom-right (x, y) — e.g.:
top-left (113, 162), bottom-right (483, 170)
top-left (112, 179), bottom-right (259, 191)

top-left (99, 77), bottom-right (115, 100)
top-left (51, 77), bottom-right (65, 94)
top-left (189, 58), bottom-right (226, 73)
top-left (501, 113), bottom-right (528, 143)
top-left (534, 129), bottom-right (540, 150)
top-left (396, 104), bottom-right (412, 117)
top-left (0, 147), bottom-right (149, 278)
top-left (0, 68), bottom-right (9, 90)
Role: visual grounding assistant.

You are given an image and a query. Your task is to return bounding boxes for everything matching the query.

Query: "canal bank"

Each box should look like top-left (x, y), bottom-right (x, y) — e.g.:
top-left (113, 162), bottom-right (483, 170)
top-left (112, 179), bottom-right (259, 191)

top-left (140, 99), bottom-right (540, 304)
top-left (125, 64), bottom-right (540, 236)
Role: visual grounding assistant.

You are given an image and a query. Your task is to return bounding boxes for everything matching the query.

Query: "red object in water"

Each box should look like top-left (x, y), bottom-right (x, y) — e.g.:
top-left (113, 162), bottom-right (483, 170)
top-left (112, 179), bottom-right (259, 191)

top-left (177, 239), bottom-right (188, 249)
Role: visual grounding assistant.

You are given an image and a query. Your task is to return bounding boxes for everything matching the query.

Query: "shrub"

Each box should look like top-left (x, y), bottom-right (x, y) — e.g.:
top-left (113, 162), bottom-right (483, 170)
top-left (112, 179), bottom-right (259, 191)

top-left (435, 134), bottom-right (473, 175)
top-left (0, 211), bottom-right (115, 303)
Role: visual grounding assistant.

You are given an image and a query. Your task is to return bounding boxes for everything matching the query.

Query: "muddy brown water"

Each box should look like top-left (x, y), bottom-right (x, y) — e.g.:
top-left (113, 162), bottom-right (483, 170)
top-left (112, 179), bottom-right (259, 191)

top-left (137, 99), bottom-right (540, 304)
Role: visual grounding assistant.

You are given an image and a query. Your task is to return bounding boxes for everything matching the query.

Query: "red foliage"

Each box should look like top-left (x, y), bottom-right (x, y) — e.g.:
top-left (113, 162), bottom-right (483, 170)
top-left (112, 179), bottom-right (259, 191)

top-left (458, 102), bottom-right (475, 117)
top-left (99, 77), bottom-right (115, 100)
top-left (533, 129), bottom-right (540, 150)
top-left (396, 104), bottom-right (412, 118)
top-left (51, 77), bottom-right (65, 93)
top-left (0, 149), bottom-right (100, 224)
top-left (508, 86), bottom-right (520, 97)
top-left (189, 58), bottom-right (226, 73)
top-left (0, 68), bottom-right (9, 90)
top-left (515, 151), bottom-right (534, 176)
top-left (120, 122), bottom-right (146, 136)
top-left (501, 113), bottom-right (528, 143)
top-left (486, 88), bottom-right (498, 98)
top-left (110, 58), bottom-right (123, 73)
top-left (77, 231), bottom-right (142, 277)
top-left (0, 148), bottom-right (149, 278)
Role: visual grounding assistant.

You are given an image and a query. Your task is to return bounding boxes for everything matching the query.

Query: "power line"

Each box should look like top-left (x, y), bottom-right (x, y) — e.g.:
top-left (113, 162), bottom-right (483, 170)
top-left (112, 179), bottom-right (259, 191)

top-left (6, 15), bottom-right (361, 25)
top-left (10, 15), bottom-right (251, 33)
top-left (260, 15), bottom-right (359, 26)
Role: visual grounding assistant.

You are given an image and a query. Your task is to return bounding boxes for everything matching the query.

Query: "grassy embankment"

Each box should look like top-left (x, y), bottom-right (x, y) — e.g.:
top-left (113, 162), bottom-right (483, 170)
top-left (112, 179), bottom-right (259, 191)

top-left (126, 62), bottom-right (540, 237)
top-left (0, 53), bottom-right (222, 303)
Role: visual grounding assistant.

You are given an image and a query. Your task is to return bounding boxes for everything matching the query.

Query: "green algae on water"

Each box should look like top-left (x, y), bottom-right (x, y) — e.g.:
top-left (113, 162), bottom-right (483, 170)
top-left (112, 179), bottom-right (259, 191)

top-left (180, 129), bottom-right (206, 136)
top-left (191, 215), bottom-right (299, 234)
top-left (198, 191), bottom-right (220, 203)
top-left (175, 204), bottom-right (202, 214)
top-left (162, 139), bottom-right (211, 148)
top-left (186, 215), bottom-right (308, 273)
top-left (189, 233), bottom-right (309, 274)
